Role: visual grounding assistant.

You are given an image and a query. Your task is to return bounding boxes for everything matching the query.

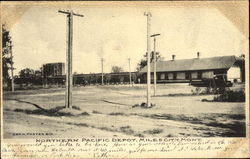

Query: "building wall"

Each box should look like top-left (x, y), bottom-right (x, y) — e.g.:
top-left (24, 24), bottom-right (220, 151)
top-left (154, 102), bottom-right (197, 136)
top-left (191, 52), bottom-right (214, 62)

top-left (227, 66), bottom-right (241, 82)
top-left (43, 63), bottom-right (65, 77)
top-left (149, 70), bottom-right (220, 83)
top-left (152, 69), bottom-right (233, 83)
top-left (191, 72), bottom-right (198, 79)
top-left (54, 63), bottom-right (65, 76)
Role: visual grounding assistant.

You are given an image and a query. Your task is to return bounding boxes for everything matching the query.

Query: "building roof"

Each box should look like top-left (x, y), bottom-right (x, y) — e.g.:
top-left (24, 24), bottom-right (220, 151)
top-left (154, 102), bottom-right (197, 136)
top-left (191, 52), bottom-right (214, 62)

top-left (43, 62), bottom-right (65, 65)
top-left (140, 55), bottom-right (237, 73)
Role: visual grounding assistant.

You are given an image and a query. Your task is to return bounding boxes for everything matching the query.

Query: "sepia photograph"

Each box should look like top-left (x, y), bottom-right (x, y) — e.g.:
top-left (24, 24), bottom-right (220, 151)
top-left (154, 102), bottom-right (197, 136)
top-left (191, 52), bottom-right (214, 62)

top-left (1, 1), bottom-right (249, 158)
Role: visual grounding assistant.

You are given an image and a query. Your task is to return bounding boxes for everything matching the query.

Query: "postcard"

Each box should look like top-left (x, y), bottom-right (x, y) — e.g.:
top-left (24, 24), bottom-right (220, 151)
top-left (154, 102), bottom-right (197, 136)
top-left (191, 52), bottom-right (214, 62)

top-left (1, 1), bottom-right (249, 158)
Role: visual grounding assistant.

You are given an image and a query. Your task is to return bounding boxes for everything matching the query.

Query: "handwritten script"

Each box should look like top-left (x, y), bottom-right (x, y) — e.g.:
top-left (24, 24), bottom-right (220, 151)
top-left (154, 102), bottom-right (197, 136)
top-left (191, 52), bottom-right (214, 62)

top-left (1, 138), bottom-right (248, 158)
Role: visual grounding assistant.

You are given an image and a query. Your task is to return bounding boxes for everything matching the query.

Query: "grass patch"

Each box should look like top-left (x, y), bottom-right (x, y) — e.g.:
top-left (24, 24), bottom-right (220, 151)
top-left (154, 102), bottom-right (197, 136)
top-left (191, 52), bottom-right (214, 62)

top-left (99, 127), bottom-right (115, 132)
top-left (66, 122), bottom-right (89, 127)
top-left (143, 128), bottom-right (163, 134)
top-left (72, 105), bottom-right (81, 110)
top-left (132, 102), bottom-right (155, 109)
top-left (120, 126), bottom-right (134, 135)
top-left (213, 90), bottom-right (245, 102)
top-left (140, 113), bottom-right (245, 137)
top-left (13, 105), bottom-right (88, 117)
top-left (92, 110), bottom-right (102, 114)
top-left (109, 112), bottom-right (127, 116)
top-left (165, 134), bottom-right (174, 137)
top-left (78, 112), bottom-right (90, 116)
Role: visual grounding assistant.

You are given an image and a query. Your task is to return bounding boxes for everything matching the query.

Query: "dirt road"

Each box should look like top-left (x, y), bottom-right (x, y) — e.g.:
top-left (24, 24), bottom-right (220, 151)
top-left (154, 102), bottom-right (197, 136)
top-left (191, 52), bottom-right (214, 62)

top-left (3, 84), bottom-right (245, 138)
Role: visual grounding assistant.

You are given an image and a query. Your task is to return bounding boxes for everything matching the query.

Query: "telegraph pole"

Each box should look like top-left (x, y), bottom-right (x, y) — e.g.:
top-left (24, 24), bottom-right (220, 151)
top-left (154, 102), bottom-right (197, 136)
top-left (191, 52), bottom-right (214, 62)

top-left (58, 10), bottom-right (84, 109)
top-left (128, 58), bottom-right (132, 85)
top-left (151, 33), bottom-right (160, 96)
top-left (144, 11), bottom-right (152, 107)
top-left (9, 41), bottom-right (14, 92)
top-left (101, 58), bottom-right (104, 85)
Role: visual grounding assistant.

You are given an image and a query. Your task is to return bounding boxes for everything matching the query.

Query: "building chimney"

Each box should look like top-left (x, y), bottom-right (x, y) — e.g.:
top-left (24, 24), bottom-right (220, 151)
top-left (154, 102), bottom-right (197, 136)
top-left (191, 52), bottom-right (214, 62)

top-left (197, 52), bottom-right (200, 58)
top-left (172, 55), bottom-right (175, 60)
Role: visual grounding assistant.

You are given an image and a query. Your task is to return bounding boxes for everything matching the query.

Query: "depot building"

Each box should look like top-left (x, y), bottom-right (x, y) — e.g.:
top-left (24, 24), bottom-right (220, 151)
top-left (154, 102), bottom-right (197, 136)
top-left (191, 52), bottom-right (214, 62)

top-left (139, 53), bottom-right (245, 84)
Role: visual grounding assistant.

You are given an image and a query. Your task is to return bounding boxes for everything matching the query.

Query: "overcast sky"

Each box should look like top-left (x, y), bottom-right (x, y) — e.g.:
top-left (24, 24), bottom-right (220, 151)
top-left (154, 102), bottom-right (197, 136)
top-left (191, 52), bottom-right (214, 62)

top-left (3, 2), bottom-right (248, 75)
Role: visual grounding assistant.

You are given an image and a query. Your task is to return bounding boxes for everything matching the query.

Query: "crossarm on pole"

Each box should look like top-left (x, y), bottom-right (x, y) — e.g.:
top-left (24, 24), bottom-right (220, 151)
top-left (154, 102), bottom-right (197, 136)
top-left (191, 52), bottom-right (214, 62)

top-left (58, 10), bottom-right (84, 17)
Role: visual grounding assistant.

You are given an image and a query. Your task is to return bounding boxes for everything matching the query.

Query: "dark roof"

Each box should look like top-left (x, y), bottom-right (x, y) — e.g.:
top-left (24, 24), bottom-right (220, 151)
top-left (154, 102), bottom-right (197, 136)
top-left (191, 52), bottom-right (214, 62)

top-left (43, 62), bottom-right (65, 65)
top-left (140, 55), bottom-right (237, 73)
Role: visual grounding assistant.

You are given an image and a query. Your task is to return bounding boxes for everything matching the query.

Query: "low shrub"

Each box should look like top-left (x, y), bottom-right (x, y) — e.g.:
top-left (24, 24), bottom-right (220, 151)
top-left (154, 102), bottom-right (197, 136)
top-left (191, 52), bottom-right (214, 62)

top-left (213, 90), bottom-right (245, 102)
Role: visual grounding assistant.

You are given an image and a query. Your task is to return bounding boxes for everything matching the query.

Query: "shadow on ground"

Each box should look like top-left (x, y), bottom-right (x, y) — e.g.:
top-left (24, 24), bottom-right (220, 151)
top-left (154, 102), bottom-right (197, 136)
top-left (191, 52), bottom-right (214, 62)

top-left (137, 113), bottom-right (246, 137)
top-left (6, 99), bottom-right (89, 117)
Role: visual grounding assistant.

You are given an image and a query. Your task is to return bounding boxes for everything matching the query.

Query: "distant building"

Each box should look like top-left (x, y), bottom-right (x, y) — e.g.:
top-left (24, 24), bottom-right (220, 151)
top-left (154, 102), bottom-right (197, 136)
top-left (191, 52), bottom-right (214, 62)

top-left (140, 54), bottom-right (245, 84)
top-left (73, 72), bottom-right (137, 85)
top-left (42, 62), bottom-right (65, 77)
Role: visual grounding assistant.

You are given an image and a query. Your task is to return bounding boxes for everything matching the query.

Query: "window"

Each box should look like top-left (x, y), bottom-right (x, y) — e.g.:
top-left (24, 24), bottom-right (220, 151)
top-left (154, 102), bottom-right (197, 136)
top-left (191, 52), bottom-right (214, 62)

top-left (168, 73), bottom-right (173, 80)
top-left (202, 71), bottom-right (213, 79)
top-left (160, 73), bottom-right (165, 80)
top-left (176, 72), bottom-right (185, 79)
top-left (191, 72), bottom-right (198, 79)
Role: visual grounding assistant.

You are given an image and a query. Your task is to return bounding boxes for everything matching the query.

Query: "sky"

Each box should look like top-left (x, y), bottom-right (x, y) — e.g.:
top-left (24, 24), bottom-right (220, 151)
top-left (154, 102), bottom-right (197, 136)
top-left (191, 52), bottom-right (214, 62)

top-left (3, 1), bottom-right (248, 75)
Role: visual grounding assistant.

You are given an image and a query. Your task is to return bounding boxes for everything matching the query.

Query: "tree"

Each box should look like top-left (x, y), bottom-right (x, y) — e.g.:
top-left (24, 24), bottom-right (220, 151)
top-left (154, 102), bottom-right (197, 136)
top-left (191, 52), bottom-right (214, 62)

top-left (239, 54), bottom-right (245, 58)
top-left (19, 68), bottom-right (35, 85)
top-left (19, 68), bottom-right (35, 78)
top-left (2, 24), bottom-right (12, 87)
top-left (237, 54), bottom-right (245, 82)
top-left (105, 74), bottom-right (111, 84)
top-left (111, 66), bottom-right (124, 73)
top-left (136, 51), bottom-right (164, 71)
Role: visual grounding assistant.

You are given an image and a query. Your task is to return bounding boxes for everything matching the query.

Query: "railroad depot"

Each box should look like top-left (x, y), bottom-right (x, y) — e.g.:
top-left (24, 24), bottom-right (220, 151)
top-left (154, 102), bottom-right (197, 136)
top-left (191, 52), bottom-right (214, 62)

top-left (139, 54), bottom-right (245, 86)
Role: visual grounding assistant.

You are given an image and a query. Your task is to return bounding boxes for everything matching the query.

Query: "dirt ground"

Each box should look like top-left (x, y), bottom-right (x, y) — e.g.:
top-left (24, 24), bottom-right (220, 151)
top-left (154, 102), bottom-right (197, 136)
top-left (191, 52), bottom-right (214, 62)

top-left (3, 84), bottom-right (246, 138)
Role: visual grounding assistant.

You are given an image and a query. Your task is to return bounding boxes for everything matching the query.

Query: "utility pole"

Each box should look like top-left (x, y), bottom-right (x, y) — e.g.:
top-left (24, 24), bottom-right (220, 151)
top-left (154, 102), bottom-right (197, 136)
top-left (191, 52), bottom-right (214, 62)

top-left (151, 33), bottom-right (160, 96)
top-left (95, 73), bottom-right (97, 84)
top-left (128, 58), bottom-right (132, 85)
top-left (144, 11), bottom-right (152, 107)
top-left (58, 10), bottom-right (84, 109)
top-left (9, 41), bottom-right (14, 92)
top-left (101, 58), bottom-right (104, 86)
